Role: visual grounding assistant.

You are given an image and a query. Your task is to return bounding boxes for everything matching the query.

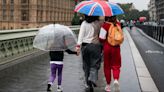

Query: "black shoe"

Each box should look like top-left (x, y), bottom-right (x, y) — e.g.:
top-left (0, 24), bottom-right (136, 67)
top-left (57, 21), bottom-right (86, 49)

top-left (87, 81), bottom-right (94, 92)
top-left (91, 81), bottom-right (97, 87)
top-left (89, 87), bottom-right (94, 92)
top-left (85, 87), bottom-right (90, 92)
top-left (85, 87), bottom-right (94, 92)
top-left (88, 80), bottom-right (97, 87)
top-left (47, 84), bottom-right (51, 91)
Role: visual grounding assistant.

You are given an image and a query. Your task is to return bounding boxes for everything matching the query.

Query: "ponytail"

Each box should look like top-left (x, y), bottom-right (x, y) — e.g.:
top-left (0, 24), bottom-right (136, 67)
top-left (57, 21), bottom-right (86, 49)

top-left (105, 16), bottom-right (117, 26)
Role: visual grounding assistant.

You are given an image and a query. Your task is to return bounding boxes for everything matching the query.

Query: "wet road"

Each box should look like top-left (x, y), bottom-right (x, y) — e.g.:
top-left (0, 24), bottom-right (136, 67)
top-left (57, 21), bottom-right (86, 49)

top-left (0, 52), bottom-right (85, 92)
top-left (129, 27), bottom-right (164, 92)
top-left (0, 30), bottom-right (142, 92)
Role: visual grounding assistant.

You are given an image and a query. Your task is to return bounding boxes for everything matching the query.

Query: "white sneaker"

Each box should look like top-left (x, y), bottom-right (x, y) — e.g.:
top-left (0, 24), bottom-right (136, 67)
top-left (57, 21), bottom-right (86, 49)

top-left (84, 83), bottom-right (89, 88)
top-left (57, 85), bottom-right (63, 92)
top-left (105, 84), bottom-right (111, 92)
top-left (113, 80), bottom-right (120, 92)
top-left (83, 81), bottom-right (89, 88)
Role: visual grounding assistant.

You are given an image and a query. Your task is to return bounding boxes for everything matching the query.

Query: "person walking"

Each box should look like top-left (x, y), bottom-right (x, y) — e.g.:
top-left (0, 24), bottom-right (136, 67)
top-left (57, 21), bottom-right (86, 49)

top-left (99, 16), bottom-right (123, 92)
top-left (33, 23), bottom-right (77, 92)
top-left (47, 50), bottom-right (77, 92)
top-left (76, 15), bottom-right (102, 92)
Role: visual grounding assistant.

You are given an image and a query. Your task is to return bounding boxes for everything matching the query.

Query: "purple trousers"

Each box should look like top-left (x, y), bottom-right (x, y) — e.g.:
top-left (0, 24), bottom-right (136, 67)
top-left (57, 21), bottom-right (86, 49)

top-left (48, 63), bottom-right (63, 85)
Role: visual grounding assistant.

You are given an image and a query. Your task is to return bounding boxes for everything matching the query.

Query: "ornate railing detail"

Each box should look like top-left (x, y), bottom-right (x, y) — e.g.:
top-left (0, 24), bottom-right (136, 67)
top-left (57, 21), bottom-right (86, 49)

top-left (0, 26), bottom-right (80, 64)
top-left (137, 25), bottom-right (164, 44)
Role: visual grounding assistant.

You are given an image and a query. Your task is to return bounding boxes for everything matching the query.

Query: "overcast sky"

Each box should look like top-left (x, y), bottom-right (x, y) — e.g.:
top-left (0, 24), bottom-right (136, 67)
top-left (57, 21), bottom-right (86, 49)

top-left (109, 0), bottom-right (150, 11)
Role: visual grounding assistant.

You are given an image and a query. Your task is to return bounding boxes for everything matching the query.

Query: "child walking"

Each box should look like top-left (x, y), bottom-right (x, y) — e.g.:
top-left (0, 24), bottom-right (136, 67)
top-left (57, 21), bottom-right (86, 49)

top-left (47, 50), bottom-right (77, 92)
top-left (33, 23), bottom-right (77, 92)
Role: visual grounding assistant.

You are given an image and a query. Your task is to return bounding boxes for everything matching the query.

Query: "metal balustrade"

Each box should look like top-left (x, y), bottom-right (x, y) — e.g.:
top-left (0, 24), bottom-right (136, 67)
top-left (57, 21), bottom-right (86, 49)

top-left (136, 25), bottom-right (164, 44)
top-left (0, 26), bottom-right (80, 64)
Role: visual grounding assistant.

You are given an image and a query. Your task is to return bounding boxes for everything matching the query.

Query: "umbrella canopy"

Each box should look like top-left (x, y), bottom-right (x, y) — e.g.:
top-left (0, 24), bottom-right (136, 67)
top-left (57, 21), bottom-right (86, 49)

top-left (74, 0), bottom-right (124, 16)
top-left (139, 17), bottom-right (146, 22)
top-left (33, 24), bottom-right (77, 51)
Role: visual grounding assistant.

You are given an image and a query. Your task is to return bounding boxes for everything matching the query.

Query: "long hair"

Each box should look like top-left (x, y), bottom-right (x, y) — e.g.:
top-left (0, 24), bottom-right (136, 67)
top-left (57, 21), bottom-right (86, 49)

top-left (85, 15), bottom-right (99, 23)
top-left (105, 16), bottom-right (117, 26)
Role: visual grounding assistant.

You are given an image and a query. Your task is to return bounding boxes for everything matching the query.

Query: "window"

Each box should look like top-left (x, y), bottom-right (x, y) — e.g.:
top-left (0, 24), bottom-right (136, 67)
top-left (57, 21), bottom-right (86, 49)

top-left (2, 0), bottom-right (6, 4)
top-left (37, 10), bottom-right (39, 22)
top-left (41, 0), bottom-right (43, 5)
top-left (10, 10), bottom-right (14, 20)
top-left (2, 9), bottom-right (6, 20)
top-left (21, 0), bottom-right (29, 21)
top-left (10, 4), bottom-right (14, 10)
top-left (11, 0), bottom-right (14, 4)
top-left (21, 11), bottom-right (29, 21)
top-left (10, 0), bottom-right (14, 10)
top-left (21, 0), bottom-right (29, 4)
top-left (3, 27), bottom-right (6, 30)
top-left (40, 11), bottom-right (43, 21)
top-left (9, 0), bottom-right (14, 21)
top-left (2, 0), bottom-right (6, 9)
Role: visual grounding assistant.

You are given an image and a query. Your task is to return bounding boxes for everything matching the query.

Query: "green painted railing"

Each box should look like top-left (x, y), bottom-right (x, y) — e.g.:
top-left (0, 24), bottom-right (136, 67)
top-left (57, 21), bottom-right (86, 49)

top-left (0, 26), bottom-right (80, 64)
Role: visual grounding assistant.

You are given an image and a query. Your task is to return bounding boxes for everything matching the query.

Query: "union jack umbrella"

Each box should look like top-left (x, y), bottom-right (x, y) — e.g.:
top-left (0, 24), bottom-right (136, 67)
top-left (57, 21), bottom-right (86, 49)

top-left (74, 0), bottom-right (124, 16)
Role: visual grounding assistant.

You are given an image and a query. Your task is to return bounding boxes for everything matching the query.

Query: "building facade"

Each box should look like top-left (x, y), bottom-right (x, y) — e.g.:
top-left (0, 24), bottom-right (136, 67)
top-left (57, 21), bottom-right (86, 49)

top-left (0, 0), bottom-right (75, 30)
top-left (155, 0), bottom-right (164, 20)
top-left (148, 0), bottom-right (157, 21)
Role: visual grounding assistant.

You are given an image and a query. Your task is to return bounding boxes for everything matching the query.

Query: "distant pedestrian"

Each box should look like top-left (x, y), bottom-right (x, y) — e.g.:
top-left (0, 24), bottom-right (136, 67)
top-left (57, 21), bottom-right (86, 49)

top-left (99, 16), bottom-right (123, 92)
top-left (76, 15), bottom-right (102, 92)
top-left (47, 50), bottom-right (77, 92)
top-left (129, 20), bottom-right (134, 30)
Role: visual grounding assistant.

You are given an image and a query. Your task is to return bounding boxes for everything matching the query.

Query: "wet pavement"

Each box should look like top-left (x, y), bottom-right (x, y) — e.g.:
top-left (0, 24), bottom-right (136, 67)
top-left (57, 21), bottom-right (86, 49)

top-left (94, 30), bottom-right (141, 92)
top-left (129, 27), bottom-right (164, 92)
top-left (0, 52), bottom-right (85, 92)
top-left (0, 29), bottom-right (142, 92)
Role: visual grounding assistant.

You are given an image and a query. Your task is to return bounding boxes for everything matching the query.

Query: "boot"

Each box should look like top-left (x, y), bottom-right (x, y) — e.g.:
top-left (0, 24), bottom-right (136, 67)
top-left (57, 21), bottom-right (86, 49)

top-left (47, 84), bottom-right (51, 91)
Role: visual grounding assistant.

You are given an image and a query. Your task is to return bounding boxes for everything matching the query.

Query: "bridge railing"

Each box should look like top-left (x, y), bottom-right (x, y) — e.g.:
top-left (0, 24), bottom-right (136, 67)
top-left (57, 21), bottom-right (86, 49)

top-left (136, 25), bottom-right (164, 44)
top-left (0, 26), bottom-right (80, 64)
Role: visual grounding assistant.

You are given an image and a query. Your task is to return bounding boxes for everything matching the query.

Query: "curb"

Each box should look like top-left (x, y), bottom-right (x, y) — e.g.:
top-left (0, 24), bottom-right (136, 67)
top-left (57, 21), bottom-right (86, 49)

top-left (136, 27), bottom-right (164, 48)
top-left (124, 27), bottom-right (159, 92)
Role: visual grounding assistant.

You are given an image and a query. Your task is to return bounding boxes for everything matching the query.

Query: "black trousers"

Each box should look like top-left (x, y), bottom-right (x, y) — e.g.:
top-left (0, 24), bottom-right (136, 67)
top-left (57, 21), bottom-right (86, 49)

top-left (81, 43), bottom-right (102, 84)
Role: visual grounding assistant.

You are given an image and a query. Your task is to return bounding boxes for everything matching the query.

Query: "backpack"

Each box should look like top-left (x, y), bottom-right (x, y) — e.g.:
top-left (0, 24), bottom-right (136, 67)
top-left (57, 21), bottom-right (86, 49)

top-left (107, 22), bottom-right (124, 46)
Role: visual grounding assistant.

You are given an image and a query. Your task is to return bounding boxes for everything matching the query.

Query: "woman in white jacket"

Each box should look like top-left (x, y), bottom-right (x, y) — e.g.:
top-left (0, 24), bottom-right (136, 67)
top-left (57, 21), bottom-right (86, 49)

top-left (76, 15), bottom-right (102, 92)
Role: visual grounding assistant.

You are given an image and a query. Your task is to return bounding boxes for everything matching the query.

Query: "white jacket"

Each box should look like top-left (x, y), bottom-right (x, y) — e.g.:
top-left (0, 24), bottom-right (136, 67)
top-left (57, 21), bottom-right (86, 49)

top-left (77, 21), bottom-right (101, 45)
